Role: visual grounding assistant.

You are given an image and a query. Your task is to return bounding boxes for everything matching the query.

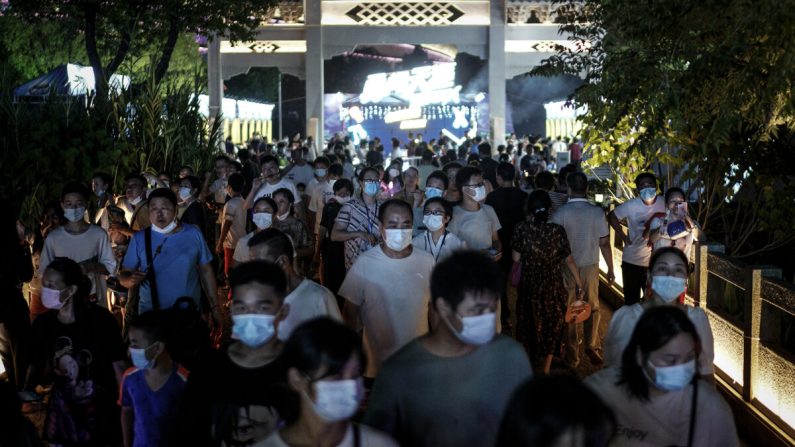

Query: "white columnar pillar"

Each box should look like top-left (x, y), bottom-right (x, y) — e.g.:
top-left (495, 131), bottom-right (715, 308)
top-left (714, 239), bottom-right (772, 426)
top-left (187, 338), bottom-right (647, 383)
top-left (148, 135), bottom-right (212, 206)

top-left (488, 0), bottom-right (507, 148)
top-left (305, 0), bottom-right (324, 148)
top-left (208, 37), bottom-right (224, 143)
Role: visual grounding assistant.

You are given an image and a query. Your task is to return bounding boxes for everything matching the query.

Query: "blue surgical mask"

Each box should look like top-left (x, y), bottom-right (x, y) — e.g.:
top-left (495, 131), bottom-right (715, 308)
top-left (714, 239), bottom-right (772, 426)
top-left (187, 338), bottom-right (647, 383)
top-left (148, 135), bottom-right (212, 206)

top-left (315, 168), bottom-right (327, 177)
top-left (425, 187), bottom-right (443, 199)
top-left (363, 181), bottom-right (379, 196)
top-left (129, 344), bottom-right (157, 370)
top-left (651, 275), bottom-right (686, 303)
top-left (639, 187), bottom-right (657, 202)
top-left (232, 314), bottom-right (277, 347)
top-left (646, 359), bottom-right (696, 391)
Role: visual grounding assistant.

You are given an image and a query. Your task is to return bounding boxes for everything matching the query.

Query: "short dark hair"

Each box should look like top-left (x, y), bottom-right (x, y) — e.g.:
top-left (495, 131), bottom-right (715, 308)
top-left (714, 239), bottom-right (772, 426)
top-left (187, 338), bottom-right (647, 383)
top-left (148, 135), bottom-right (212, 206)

top-left (44, 257), bottom-right (92, 307)
top-left (431, 250), bottom-right (503, 310)
top-left (182, 175), bottom-right (201, 191)
top-left (426, 170), bottom-right (449, 190)
top-left (619, 306), bottom-right (701, 401)
top-left (558, 164), bottom-right (577, 186)
top-left (248, 228), bottom-right (294, 263)
top-left (634, 172), bottom-right (657, 188)
top-left (179, 166), bottom-right (194, 175)
top-left (527, 190), bottom-right (551, 224)
top-left (496, 162), bottom-right (515, 182)
top-left (129, 310), bottom-right (169, 346)
top-left (534, 171), bottom-right (555, 191)
top-left (281, 317), bottom-right (366, 386)
top-left (147, 188), bottom-right (178, 208)
top-left (61, 181), bottom-right (91, 202)
top-left (566, 172), bottom-right (588, 193)
top-left (455, 166), bottom-right (482, 189)
top-left (125, 173), bottom-right (147, 187)
top-left (357, 166), bottom-right (379, 182)
top-left (378, 198), bottom-right (413, 224)
top-left (496, 375), bottom-right (615, 447)
top-left (92, 172), bottom-right (112, 187)
top-left (260, 155), bottom-right (279, 167)
top-left (253, 196), bottom-right (277, 212)
top-left (229, 260), bottom-right (287, 298)
top-left (328, 163), bottom-right (344, 177)
top-left (214, 155), bottom-right (231, 164)
top-left (333, 178), bottom-right (354, 194)
top-left (664, 187), bottom-right (686, 203)
top-left (478, 142), bottom-right (492, 156)
top-left (273, 187), bottom-right (295, 204)
top-left (314, 156), bottom-right (330, 168)
top-left (227, 173), bottom-right (244, 193)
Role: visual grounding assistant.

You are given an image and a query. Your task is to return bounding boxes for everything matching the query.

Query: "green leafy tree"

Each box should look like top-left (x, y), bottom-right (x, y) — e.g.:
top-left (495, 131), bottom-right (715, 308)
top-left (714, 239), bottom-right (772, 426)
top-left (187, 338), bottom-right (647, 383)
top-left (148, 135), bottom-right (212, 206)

top-left (8, 0), bottom-right (277, 96)
top-left (535, 0), bottom-right (795, 257)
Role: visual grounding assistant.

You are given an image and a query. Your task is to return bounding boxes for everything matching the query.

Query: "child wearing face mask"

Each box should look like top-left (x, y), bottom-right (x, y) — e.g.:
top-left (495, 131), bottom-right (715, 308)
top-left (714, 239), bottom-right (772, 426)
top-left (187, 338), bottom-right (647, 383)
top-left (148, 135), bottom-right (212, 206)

top-left (411, 198), bottom-right (467, 263)
top-left (120, 311), bottom-right (188, 447)
top-left (602, 247), bottom-right (715, 380)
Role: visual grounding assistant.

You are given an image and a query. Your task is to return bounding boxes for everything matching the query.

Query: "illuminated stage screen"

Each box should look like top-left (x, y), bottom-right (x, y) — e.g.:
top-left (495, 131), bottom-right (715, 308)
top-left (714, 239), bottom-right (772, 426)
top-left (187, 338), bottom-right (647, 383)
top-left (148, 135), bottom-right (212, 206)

top-left (325, 63), bottom-right (489, 155)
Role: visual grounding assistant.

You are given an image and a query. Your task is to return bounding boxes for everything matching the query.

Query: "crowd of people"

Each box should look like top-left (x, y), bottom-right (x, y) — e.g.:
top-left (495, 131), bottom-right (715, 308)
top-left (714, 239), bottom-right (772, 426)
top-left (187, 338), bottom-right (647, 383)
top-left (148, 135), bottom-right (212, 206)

top-left (0, 130), bottom-right (737, 447)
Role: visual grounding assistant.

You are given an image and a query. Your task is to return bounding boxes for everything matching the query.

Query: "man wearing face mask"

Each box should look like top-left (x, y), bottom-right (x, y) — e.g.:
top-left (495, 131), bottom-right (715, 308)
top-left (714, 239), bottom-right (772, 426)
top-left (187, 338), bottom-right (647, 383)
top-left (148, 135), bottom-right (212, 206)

top-left (338, 199), bottom-right (435, 383)
top-left (247, 229), bottom-right (341, 341)
top-left (365, 250), bottom-right (532, 447)
top-left (39, 182), bottom-right (117, 304)
top-left (446, 167), bottom-right (502, 261)
top-left (608, 172), bottom-right (666, 305)
top-left (177, 261), bottom-right (290, 446)
top-left (113, 174), bottom-right (150, 237)
top-left (119, 189), bottom-right (218, 321)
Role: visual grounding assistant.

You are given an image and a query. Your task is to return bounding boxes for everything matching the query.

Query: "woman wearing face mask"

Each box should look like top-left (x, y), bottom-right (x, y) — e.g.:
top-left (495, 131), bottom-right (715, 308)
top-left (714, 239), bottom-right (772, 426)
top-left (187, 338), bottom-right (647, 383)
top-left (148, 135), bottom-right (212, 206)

top-left (272, 188), bottom-right (314, 268)
top-left (383, 160), bottom-right (404, 198)
top-left (318, 179), bottom-right (354, 297)
top-left (258, 318), bottom-right (397, 447)
top-left (331, 167), bottom-right (384, 271)
top-left (412, 198), bottom-right (466, 263)
top-left (586, 306), bottom-right (738, 447)
top-left (26, 257), bottom-right (127, 445)
top-left (512, 190), bottom-right (584, 374)
top-left (647, 187), bottom-right (701, 262)
top-left (398, 166), bottom-right (423, 208)
top-left (603, 247), bottom-right (715, 380)
top-left (232, 197), bottom-right (277, 267)
top-left (177, 175), bottom-right (206, 236)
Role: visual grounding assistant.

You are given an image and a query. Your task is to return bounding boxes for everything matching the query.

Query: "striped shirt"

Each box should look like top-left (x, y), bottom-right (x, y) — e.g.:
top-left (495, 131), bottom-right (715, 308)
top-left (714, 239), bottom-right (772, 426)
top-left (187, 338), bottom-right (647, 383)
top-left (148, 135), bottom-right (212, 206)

top-left (335, 198), bottom-right (383, 270)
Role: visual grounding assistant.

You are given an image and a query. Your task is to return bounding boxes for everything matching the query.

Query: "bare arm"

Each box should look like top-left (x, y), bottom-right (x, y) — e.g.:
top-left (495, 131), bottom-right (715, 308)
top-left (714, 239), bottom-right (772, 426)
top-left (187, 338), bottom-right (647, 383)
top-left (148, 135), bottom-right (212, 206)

top-left (512, 249), bottom-right (521, 263)
top-left (217, 220), bottom-right (232, 253)
top-left (565, 254), bottom-right (584, 294)
top-left (607, 210), bottom-right (631, 245)
top-left (121, 406), bottom-right (134, 447)
top-left (243, 178), bottom-right (264, 210)
top-left (342, 300), bottom-right (362, 332)
top-left (599, 236), bottom-right (615, 283)
top-left (199, 263), bottom-right (221, 321)
top-left (331, 219), bottom-right (374, 244)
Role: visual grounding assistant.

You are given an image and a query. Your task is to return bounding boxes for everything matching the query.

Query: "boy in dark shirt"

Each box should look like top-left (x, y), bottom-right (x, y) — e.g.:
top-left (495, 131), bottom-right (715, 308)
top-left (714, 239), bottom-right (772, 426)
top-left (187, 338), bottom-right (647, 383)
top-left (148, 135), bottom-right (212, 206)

top-left (120, 310), bottom-right (188, 447)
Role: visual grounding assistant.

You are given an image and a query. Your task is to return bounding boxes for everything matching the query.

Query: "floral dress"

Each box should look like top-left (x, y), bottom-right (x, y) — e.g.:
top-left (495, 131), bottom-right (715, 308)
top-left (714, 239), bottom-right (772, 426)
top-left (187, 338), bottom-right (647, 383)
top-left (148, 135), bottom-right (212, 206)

top-left (512, 221), bottom-right (572, 360)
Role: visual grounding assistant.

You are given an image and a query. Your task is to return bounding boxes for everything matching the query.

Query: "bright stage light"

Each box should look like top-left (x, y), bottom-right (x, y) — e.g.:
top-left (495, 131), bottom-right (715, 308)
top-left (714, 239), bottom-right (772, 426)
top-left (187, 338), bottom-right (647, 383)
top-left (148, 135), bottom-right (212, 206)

top-left (399, 119), bottom-right (428, 130)
top-left (384, 107), bottom-right (422, 123)
top-left (441, 128), bottom-right (463, 146)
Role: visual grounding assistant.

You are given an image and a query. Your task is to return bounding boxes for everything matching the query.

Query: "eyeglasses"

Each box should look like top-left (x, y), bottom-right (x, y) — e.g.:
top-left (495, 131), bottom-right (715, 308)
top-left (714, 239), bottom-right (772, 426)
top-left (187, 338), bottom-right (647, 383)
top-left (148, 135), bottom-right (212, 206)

top-left (423, 210), bottom-right (445, 216)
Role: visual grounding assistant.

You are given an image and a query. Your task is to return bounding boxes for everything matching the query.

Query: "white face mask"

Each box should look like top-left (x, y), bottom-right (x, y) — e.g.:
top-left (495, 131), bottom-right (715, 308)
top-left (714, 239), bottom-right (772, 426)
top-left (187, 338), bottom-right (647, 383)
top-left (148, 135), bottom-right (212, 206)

top-left (388, 168), bottom-right (400, 178)
top-left (63, 207), bottom-right (85, 223)
top-left (178, 187), bottom-right (193, 200)
top-left (423, 214), bottom-right (444, 232)
top-left (151, 220), bottom-right (177, 234)
top-left (276, 211), bottom-right (290, 221)
top-left (445, 312), bottom-right (497, 345)
top-left (334, 195), bottom-right (351, 204)
top-left (231, 314), bottom-right (277, 347)
top-left (310, 378), bottom-right (363, 422)
top-left (384, 229), bottom-right (413, 251)
top-left (469, 186), bottom-right (487, 202)
top-left (651, 276), bottom-right (686, 303)
top-left (129, 196), bottom-right (143, 206)
top-left (253, 212), bottom-right (273, 230)
top-left (646, 358), bottom-right (696, 391)
top-left (42, 286), bottom-right (66, 310)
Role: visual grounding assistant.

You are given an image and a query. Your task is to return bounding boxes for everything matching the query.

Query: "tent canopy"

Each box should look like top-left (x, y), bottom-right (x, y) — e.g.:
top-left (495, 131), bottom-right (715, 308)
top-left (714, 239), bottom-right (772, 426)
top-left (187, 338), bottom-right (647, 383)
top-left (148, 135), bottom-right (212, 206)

top-left (13, 63), bottom-right (130, 98)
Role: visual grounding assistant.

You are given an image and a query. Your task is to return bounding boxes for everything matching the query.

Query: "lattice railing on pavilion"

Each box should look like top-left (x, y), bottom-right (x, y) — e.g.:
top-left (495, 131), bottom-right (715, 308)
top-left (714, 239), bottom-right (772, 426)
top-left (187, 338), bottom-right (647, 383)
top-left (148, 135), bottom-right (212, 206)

top-left (506, 1), bottom-right (584, 24)
top-left (261, 0), bottom-right (305, 25)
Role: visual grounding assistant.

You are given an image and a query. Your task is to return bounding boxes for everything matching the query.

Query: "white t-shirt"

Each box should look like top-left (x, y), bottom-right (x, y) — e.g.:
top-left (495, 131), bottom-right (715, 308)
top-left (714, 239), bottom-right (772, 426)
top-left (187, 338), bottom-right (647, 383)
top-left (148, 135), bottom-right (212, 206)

top-left (233, 231), bottom-right (255, 263)
top-left (603, 303), bottom-right (715, 374)
top-left (309, 180), bottom-right (335, 233)
top-left (284, 163), bottom-right (314, 190)
top-left (411, 230), bottom-right (467, 263)
top-left (612, 196), bottom-right (666, 266)
top-left (338, 246), bottom-right (435, 377)
top-left (585, 367), bottom-right (738, 447)
top-left (277, 279), bottom-right (342, 341)
top-left (253, 178), bottom-right (303, 203)
top-left (209, 176), bottom-right (228, 204)
top-left (222, 196), bottom-right (247, 249)
top-left (256, 424), bottom-right (397, 447)
top-left (447, 204), bottom-right (502, 250)
top-left (39, 225), bottom-right (117, 295)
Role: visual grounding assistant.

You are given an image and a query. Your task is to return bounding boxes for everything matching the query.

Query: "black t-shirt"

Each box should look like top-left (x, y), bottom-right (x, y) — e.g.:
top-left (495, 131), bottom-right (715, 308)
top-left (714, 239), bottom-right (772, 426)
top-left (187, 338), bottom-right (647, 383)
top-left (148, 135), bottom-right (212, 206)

top-left (178, 346), bottom-right (288, 446)
top-left (181, 202), bottom-right (207, 236)
top-left (485, 187), bottom-right (528, 269)
top-left (479, 157), bottom-right (499, 187)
